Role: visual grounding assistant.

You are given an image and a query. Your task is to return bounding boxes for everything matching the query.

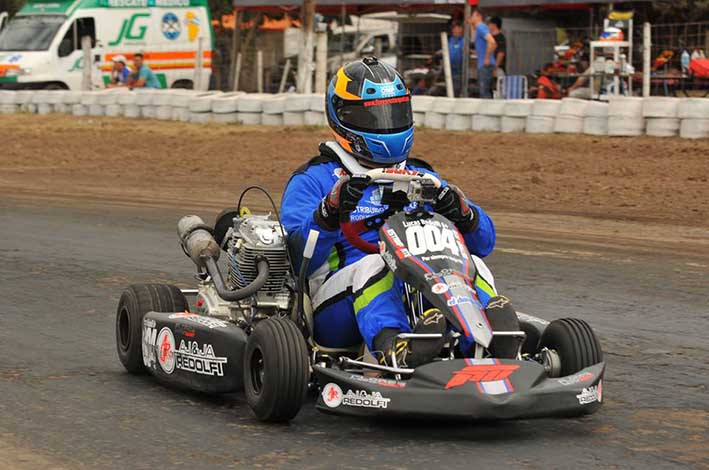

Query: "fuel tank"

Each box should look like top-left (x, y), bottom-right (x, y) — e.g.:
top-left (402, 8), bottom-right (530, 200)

top-left (141, 311), bottom-right (247, 393)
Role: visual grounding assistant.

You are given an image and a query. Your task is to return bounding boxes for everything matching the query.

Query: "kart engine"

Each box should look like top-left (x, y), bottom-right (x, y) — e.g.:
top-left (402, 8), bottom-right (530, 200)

top-left (226, 214), bottom-right (292, 311)
top-left (179, 207), bottom-right (294, 325)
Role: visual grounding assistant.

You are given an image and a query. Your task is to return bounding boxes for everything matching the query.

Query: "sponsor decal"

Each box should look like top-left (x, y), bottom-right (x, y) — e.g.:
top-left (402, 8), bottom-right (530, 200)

top-left (156, 327), bottom-right (176, 374)
top-left (422, 310), bottom-right (444, 326)
top-left (487, 296), bottom-right (510, 309)
top-left (175, 340), bottom-right (228, 376)
top-left (380, 249), bottom-right (398, 273)
top-left (161, 12), bottom-right (181, 40)
top-left (431, 283), bottom-right (449, 294)
top-left (445, 364), bottom-right (520, 390)
top-left (425, 269), bottom-right (454, 281)
top-left (349, 375), bottom-right (406, 389)
top-left (342, 389), bottom-right (391, 409)
top-left (385, 228), bottom-right (404, 247)
top-left (142, 321), bottom-right (158, 368)
top-left (447, 295), bottom-right (474, 307)
top-left (322, 383), bottom-right (343, 408)
top-left (382, 168), bottom-right (422, 177)
top-left (447, 281), bottom-right (475, 293)
top-left (558, 372), bottom-right (594, 387)
top-left (169, 312), bottom-right (229, 329)
top-left (380, 85), bottom-right (396, 96)
top-left (576, 381), bottom-right (603, 405)
top-left (184, 11), bottom-right (200, 42)
top-left (369, 186), bottom-right (383, 206)
top-left (108, 13), bottom-right (150, 46)
top-left (364, 96), bottom-right (410, 107)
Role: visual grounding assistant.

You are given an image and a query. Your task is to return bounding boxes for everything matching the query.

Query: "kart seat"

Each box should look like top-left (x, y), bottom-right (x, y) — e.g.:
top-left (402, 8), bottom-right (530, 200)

top-left (299, 293), bottom-right (362, 355)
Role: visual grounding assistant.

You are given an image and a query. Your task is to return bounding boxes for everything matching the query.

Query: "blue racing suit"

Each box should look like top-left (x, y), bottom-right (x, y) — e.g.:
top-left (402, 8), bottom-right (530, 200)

top-left (281, 142), bottom-right (497, 351)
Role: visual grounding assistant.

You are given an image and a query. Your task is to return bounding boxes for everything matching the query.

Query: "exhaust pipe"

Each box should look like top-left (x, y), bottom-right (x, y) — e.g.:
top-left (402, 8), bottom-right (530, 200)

top-left (177, 215), bottom-right (269, 302)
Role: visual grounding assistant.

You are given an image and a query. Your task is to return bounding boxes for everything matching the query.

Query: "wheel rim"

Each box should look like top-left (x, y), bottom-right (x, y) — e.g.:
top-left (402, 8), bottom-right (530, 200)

top-left (250, 347), bottom-right (265, 395)
top-left (118, 307), bottom-right (131, 352)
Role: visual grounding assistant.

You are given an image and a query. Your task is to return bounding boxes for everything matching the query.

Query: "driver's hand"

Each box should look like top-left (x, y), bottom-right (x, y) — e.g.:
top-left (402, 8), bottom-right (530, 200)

top-left (315, 175), bottom-right (370, 231)
top-left (434, 184), bottom-right (479, 233)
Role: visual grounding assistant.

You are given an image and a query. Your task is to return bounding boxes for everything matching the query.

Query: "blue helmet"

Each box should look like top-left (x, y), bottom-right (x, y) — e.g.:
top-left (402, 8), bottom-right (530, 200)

top-left (326, 57), bottom-right (414, 166)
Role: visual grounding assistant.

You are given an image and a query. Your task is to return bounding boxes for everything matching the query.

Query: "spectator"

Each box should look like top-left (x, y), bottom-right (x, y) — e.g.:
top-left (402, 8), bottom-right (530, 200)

top-left (107, 55), bottom-right (131, 88)
top-left (467, 8), bottom-right (496, 98)
top-left (535, 63), bottom-right (562, 99)
top-left (487, 17), bottom-right (506, 75)
top-left (448, 21), bottom-right (465, 96)
top-left (567, 55), bottom-right (599, 99)
top-left (128, 53), bottom-right (161, 89)
top-left (411, 77), bottom-right (429, 95)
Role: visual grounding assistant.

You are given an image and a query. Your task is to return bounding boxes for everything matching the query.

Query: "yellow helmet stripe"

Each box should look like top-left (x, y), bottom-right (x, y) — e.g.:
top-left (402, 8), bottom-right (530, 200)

top-left (334, 67), bottom-right (361, 100)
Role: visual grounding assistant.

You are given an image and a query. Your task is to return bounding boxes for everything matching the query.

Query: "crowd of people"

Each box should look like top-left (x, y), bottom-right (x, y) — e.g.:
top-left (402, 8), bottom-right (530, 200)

top-left (107, 53), bottom-right (161, 90)
top-left (445, 7), bottom-right (507, 98)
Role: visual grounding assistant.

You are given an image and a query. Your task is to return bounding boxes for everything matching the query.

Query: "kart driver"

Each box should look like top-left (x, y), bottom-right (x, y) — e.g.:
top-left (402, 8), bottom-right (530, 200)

top-left (282, 57), bottom-right (513, 367)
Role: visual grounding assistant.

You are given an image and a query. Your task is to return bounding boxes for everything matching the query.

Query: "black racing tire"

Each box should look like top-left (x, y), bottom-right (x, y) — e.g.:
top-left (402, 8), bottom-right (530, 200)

top-left (539, 318), bottom-right (603, 376)
top-left (115, 283), bottom-right (189, 374)
top-left (244, 317), bottom-right (309, 422)
top-left (519, 320), bottom-right (541, 355)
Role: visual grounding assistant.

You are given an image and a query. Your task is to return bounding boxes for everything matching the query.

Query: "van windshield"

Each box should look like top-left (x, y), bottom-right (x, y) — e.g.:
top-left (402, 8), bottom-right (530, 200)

top-left (0, 15), bottom-right (65, 51)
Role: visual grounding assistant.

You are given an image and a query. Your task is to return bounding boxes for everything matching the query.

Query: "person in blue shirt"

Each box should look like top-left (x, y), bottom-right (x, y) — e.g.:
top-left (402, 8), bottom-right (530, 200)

top-left (107, 55), bottom-right (131, 88)
top-left (281, 58), bottom-right (514, 367)
top-left (448, 22), bottom-right (465, 96)
top-left (128, 53), bottom-right (161, 89)
top-left (468, 8), bottom-right (497, 98)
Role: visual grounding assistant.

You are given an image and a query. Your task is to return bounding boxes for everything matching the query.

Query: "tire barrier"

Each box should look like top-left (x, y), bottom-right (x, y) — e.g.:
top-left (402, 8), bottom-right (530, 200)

top-left (1, 89), bottom-right (706, 139)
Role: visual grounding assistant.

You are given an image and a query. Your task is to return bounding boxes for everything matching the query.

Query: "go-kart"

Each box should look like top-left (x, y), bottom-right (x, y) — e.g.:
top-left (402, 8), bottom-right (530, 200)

top-left (115, 169), bottom-right (605, 422)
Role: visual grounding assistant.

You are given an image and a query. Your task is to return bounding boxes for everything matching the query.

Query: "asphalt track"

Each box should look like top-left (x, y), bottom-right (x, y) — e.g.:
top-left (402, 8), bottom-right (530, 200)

top-left (1, 197), bottom-right (707, 469)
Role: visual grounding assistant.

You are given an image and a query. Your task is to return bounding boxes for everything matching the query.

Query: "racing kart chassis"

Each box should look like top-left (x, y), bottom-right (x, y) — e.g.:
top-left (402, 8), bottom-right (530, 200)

top-left (116, 172), bottom-right (605, 422)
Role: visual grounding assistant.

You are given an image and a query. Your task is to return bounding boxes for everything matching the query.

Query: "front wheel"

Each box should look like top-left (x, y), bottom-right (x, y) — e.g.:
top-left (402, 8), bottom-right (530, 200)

top-left (244, 317), bottom-right (309, 422)
top-left (539, 318), bottom-right (603, 376)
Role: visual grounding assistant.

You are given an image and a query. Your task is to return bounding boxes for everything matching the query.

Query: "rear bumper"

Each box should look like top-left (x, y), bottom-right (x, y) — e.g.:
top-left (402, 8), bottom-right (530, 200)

top-left (314, 360), bottom-right (605, 421)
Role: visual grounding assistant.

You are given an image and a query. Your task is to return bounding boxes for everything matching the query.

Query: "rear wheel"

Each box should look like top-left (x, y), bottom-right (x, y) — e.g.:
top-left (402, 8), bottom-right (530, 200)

top-left (115, 283), bottom-right (188, 374)
top-left (539, 318), bottom-right (602, 376)
top-left (244, 317), bottom-right (309, 422)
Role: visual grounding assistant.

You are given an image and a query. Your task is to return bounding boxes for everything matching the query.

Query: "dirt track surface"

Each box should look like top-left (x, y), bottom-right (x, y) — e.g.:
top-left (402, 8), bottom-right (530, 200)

top-left (1, 115), bottom-right (708, 226)
top-left (1, 115), bottom-right (708, 468)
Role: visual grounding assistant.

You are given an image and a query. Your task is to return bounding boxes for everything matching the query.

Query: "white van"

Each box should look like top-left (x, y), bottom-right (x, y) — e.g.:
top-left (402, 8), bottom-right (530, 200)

top-left (0, 0), bottom-right (213, 90)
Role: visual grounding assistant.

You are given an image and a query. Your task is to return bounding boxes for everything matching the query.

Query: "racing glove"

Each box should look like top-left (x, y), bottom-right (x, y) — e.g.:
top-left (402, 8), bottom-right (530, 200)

top-left (314, 175), bottom-right (370, 232)
top-left (434, 184), bottom-right (479, 234)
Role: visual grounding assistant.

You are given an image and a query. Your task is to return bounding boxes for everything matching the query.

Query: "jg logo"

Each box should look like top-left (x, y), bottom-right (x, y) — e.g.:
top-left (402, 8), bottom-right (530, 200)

top-left (109, 13), bottom-right (150, 46)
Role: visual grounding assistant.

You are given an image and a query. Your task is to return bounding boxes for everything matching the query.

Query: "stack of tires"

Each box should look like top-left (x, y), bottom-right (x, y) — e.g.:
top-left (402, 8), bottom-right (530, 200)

top-left (445, 98), bottom-right (480, 131)
top-left (554, 98), bottom-right (587, 134)
top-left (211, 92), bottom-right (244, 124)
top-left (473, 99), bottom-right (505, 132)
top-left (188, 91), bottom-right (222, 123)
top-left (262, 95), bottom-right (286, 126)
top-left (236, 94), bottom-right (266, 125)
top-left (412, 95), bottom-right (435, 127)
top-left (643, 97), bottom-right (680, 137)
top-left (304, 94), bottom-right (326, 126)
top-left (501, 99), bottom-right (533, 133)
top-left (583, 101), bottom-right (609, 136)
top-left (526, 100), bottom-right (560, 134)
top-left (283, 93), bottom-right (312, 126)
top-left (425, 97), bottom-right (454, 129)
top-left (678, 98), bottom-right (709, 139)
top-left (0, 90), bottom-right (19, 114)
top-left (608, 97), bottom-right (645, 137)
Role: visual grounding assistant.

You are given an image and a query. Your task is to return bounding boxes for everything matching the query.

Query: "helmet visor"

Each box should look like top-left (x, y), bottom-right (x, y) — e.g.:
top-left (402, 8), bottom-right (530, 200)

top-left (334, 95), bottom-right (413, 134)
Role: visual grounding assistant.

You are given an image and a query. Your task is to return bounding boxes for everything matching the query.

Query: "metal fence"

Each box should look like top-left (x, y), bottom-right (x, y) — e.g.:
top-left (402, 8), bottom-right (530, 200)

top-left (651, 22), bottom-right (708, 70)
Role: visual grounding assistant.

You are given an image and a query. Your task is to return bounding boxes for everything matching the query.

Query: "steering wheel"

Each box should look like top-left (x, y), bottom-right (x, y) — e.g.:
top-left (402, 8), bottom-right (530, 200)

top-left (340, 168), bottom-right (442, 254)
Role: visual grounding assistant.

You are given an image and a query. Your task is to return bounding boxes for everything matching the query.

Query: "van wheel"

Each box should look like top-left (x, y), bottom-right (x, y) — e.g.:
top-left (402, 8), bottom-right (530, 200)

top-left (171, 80), bottom-right (193, 89)
top-left (115, 284), bottom-right (189, 374)
top-left (44, 83), bottom-right (68, 90)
